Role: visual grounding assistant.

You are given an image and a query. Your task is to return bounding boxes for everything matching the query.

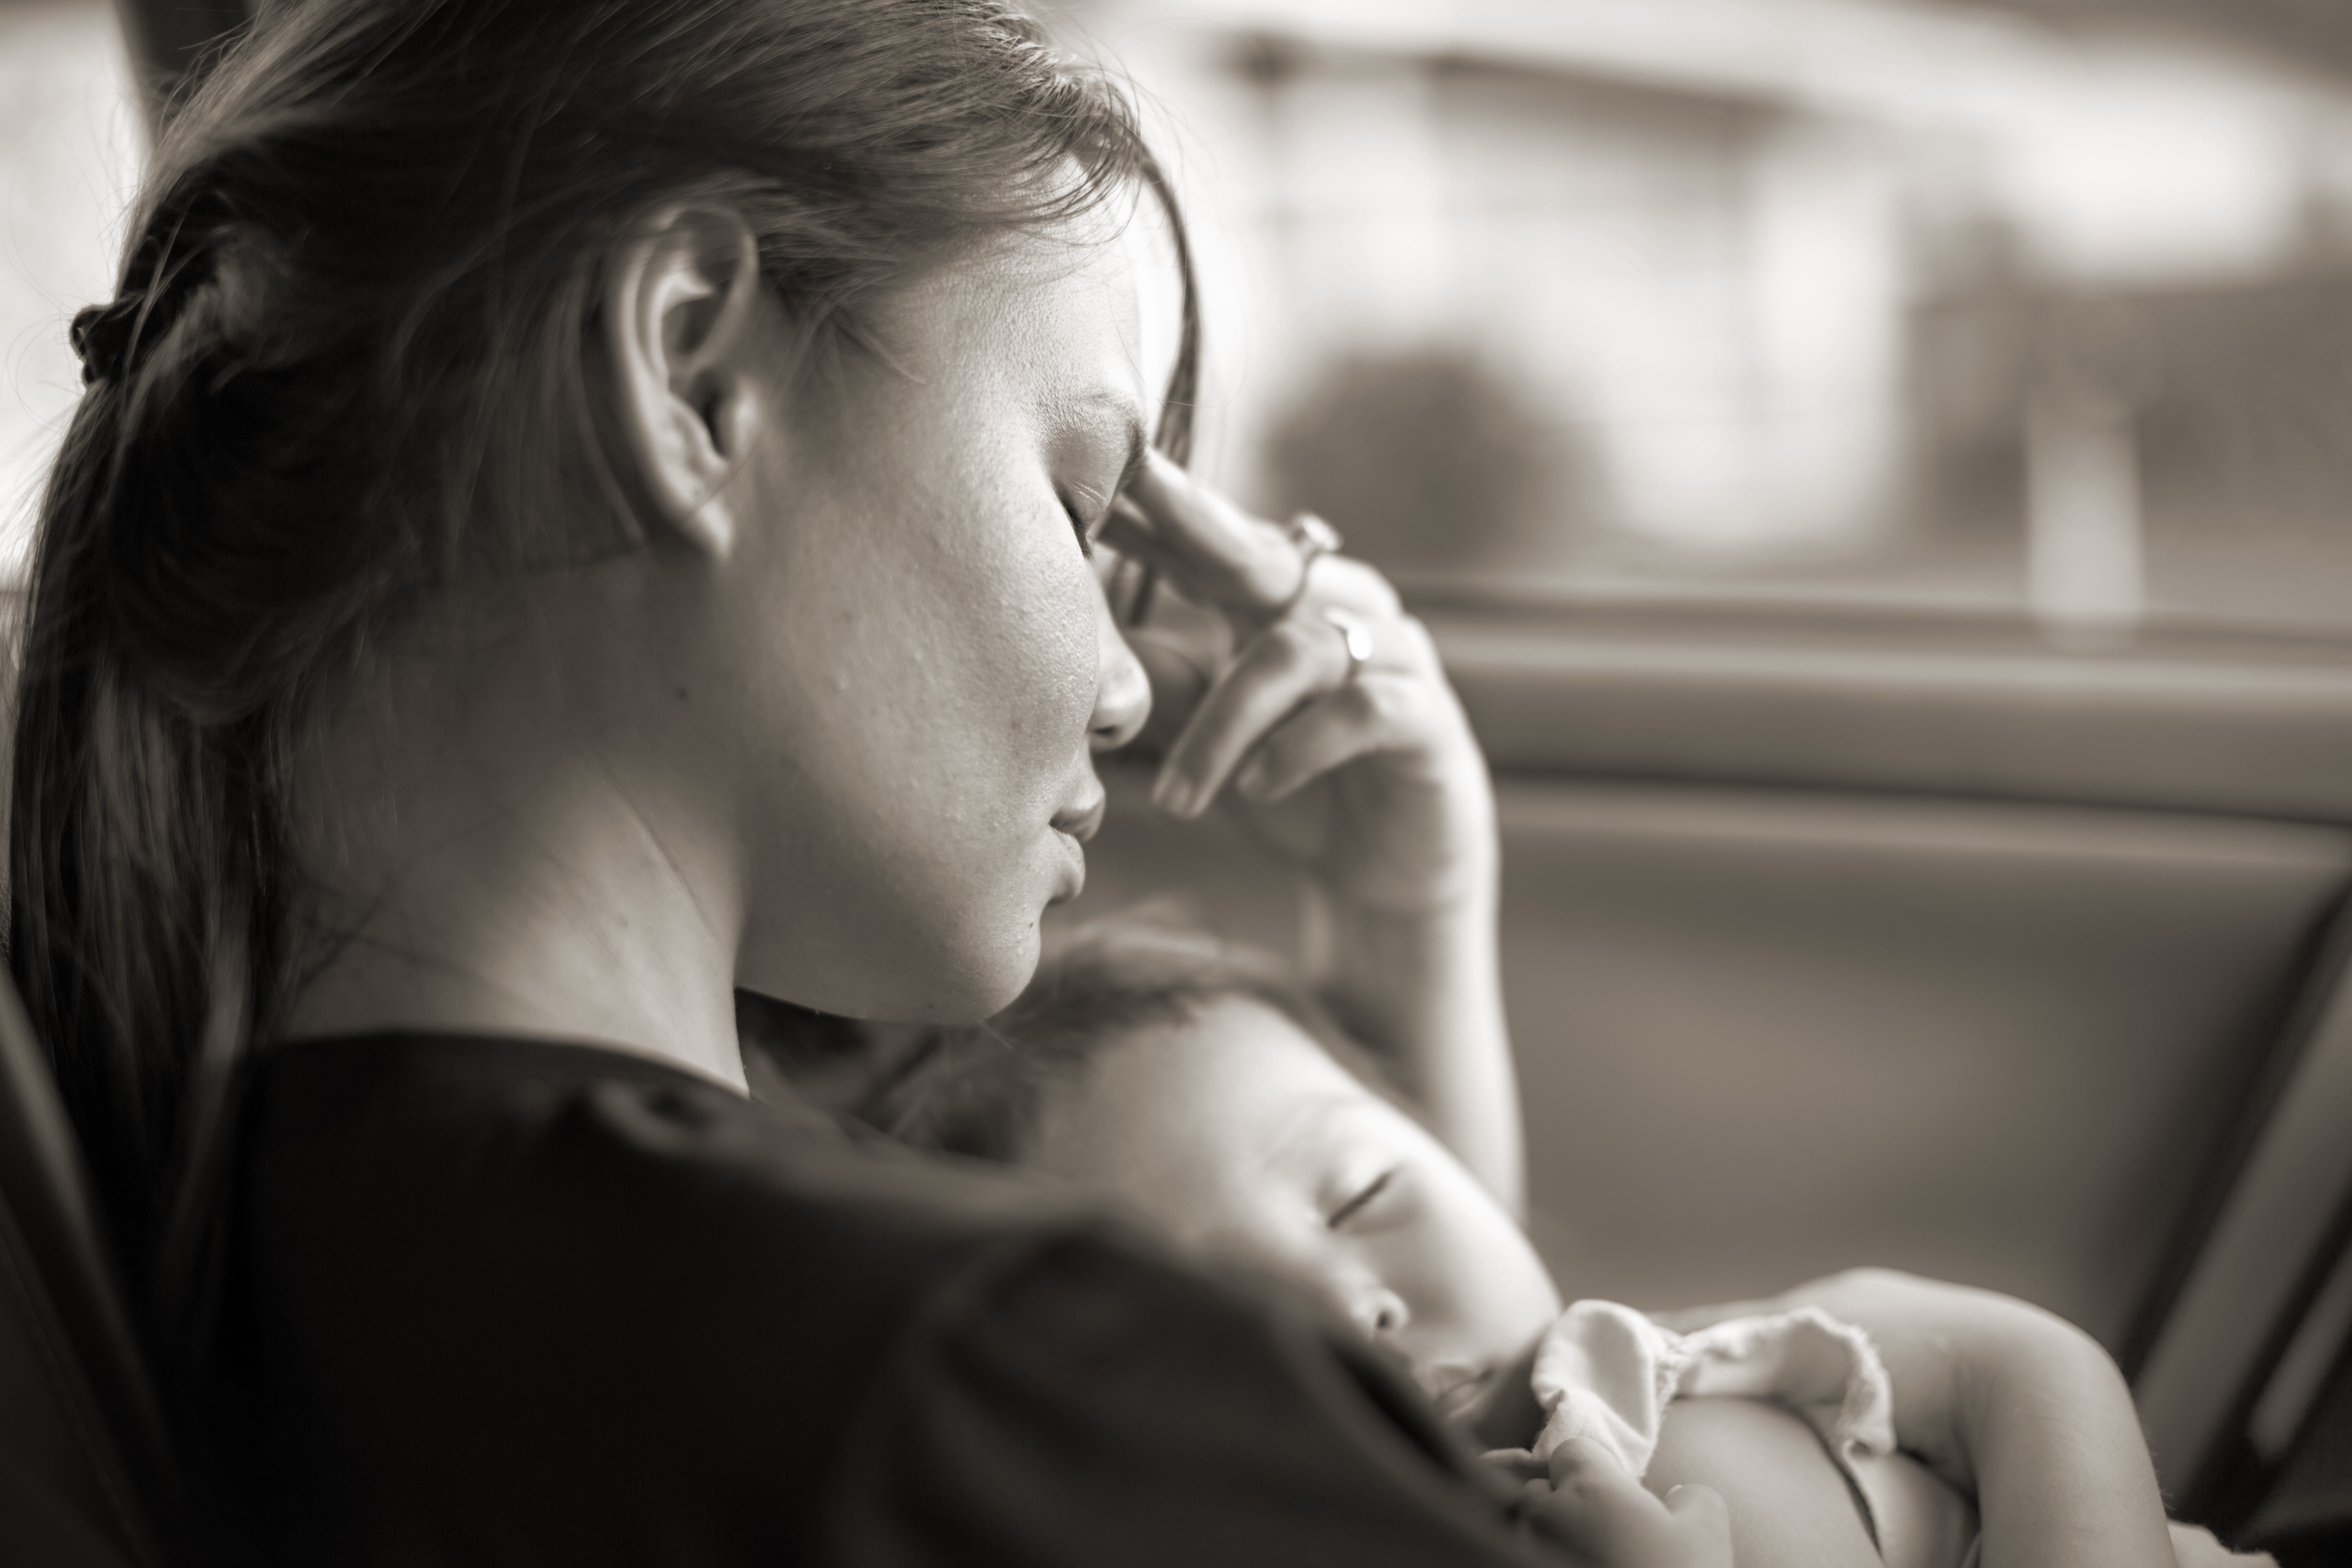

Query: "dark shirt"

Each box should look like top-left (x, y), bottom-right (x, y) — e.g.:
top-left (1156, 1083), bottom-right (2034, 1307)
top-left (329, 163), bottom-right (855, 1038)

top-left (218, 1033), bottom-right (1555, 1565)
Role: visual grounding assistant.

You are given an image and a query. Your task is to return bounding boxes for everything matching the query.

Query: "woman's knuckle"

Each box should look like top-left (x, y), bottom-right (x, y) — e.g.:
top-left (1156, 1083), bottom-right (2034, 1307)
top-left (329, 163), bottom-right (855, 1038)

top-left (1354, 676), bottom-right (1404, 728)
top-left (1272, 619), bottom-right (1327, 669)
top-left (1246, 625), bottom-right (1302, 675)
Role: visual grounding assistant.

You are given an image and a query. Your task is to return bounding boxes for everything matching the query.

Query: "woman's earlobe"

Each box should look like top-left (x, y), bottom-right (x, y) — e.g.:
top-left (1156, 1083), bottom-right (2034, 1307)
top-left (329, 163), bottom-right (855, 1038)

top-left (602, 205), bottom-right (769, 560)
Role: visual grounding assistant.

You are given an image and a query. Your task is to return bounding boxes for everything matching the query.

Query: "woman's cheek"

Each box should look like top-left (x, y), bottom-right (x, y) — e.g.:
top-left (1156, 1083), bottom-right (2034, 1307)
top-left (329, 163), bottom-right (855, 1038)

top-left (1036, 556), bottom-right (1101, 739)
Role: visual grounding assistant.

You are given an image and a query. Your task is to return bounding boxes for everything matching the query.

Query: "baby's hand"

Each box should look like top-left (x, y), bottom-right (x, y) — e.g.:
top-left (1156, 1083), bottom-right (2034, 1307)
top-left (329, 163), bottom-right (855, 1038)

top-left (1521, 1437), bottom-right (1731, 1568)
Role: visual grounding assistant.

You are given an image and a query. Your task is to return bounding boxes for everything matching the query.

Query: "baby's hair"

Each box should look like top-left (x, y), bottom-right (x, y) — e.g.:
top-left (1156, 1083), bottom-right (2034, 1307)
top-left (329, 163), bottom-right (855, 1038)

top-left (866, 921), bottom-right (1408, 1163)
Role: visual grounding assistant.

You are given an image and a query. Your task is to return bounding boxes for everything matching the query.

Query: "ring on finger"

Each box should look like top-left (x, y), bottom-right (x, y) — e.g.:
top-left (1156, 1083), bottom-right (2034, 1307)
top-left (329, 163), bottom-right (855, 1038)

top-left (1323, 604), bottom-right (1374, 680)
top-left (1277, 511), bottom-right (1344, 614)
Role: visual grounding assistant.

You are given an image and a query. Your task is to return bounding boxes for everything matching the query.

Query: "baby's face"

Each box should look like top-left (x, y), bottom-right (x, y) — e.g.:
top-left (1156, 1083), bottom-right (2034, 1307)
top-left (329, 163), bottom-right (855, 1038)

top-left (1021, 996), bottom-right (1562, 1429)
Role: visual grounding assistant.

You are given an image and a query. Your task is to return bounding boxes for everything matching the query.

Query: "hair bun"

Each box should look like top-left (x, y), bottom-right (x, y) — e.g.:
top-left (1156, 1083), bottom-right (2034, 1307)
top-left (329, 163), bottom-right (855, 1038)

top-left (69, 299), bottom-right (143, 386)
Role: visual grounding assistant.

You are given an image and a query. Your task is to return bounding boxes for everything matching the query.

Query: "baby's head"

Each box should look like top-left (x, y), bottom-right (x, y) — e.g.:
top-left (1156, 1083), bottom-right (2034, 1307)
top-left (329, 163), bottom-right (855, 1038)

top-left (871, 926), bottom-right (1561, 1433)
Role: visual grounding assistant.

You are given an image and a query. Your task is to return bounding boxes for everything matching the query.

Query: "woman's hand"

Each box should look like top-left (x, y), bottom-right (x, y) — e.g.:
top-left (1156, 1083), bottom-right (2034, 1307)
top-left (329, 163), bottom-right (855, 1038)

top-left (1654, 1270), bottom-right (2176, 1568)
top-left (1100, 451), bottom-right (1525, 1209)
top-left (1519, 1438), bottom-right (1732, 1568)
top-left (1101, 448), bottom-right (1493, 918)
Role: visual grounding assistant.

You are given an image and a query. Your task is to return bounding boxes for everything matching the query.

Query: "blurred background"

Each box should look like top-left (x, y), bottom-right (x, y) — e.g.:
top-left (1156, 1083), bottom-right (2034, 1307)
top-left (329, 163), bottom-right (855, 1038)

top-left (5, 0), bottom-right (2351, 1544)
top-left (1053, 0), bottom-right (2352, 637)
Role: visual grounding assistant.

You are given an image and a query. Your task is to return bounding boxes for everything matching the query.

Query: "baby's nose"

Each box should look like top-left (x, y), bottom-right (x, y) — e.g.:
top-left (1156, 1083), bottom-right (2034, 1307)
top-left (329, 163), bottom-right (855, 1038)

top-left (1351, 1284), bottom-right (1410, 1339)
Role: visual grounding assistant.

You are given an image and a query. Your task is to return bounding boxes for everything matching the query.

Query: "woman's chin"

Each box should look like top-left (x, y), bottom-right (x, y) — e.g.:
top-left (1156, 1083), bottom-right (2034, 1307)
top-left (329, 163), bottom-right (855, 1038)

top-left (905, 912), bottom-right (1047, 1024)
top-left (736, 900), bottom-right (1045, 1025)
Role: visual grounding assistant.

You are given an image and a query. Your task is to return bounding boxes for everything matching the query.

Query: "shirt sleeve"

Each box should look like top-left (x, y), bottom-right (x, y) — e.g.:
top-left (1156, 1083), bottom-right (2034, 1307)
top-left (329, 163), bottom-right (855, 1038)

top-left (820, 1225), bottom-right (1564, 1567)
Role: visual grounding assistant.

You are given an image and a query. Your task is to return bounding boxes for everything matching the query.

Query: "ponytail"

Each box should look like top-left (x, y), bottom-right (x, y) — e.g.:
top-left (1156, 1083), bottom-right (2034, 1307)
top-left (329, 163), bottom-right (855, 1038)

top-left (9, 330), bottom-right (288, 1321)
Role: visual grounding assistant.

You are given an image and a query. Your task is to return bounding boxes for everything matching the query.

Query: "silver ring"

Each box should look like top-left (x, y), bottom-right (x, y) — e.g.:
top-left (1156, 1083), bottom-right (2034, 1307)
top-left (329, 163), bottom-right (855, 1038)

top-left (1277, 511), bottom-right (1344, 613)
top-left (1323, 605), bottom-right (1374, 679)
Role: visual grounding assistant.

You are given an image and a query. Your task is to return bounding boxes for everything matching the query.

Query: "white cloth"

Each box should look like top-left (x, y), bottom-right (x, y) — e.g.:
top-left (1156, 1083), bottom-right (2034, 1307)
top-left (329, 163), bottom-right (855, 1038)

top-left (1517, 1299), bottom-right (1980, 1568)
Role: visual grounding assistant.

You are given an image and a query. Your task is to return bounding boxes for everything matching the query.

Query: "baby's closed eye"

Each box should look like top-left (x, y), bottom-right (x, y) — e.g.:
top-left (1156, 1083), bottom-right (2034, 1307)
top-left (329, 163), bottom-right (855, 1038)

top-left (1326, 1167), bottom-right (1398, 1229)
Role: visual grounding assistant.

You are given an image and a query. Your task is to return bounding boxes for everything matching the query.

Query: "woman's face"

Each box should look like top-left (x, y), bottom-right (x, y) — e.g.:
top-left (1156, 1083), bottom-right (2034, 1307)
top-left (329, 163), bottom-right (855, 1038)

top-left (717, 220), bottom-right (1152, 1022)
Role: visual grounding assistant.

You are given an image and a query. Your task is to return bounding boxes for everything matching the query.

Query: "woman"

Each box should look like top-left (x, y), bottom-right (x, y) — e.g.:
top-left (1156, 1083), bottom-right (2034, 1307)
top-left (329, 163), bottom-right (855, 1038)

top-left (11, 1), bottom-right (2177, 1563)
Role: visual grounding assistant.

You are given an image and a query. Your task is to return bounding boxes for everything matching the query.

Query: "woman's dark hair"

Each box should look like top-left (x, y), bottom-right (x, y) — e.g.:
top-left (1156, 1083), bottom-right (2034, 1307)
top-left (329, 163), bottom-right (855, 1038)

top-left (866, 922), bottom-right (1403, 1163)
top-left (7, 0), bottom-right (1198, 1346)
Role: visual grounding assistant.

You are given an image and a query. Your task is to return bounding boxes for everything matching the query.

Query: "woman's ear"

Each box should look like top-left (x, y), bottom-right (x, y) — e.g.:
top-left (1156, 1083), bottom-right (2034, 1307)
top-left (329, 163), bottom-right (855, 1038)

top-left (603, 205), bottom-right (768, 559)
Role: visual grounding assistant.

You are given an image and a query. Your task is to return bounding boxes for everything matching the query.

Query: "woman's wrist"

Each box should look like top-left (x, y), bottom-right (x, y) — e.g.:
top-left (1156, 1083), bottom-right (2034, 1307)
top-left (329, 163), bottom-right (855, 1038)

top-left (1310, 862), bottom-right (1524, 1213)
top-left (1309, 857), bottom-right (1499, 1040)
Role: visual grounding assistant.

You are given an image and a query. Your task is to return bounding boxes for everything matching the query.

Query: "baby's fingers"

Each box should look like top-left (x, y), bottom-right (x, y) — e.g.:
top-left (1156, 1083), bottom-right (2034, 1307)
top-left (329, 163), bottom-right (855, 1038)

top-left (1528, 1439), bottom-right (1732, 1568)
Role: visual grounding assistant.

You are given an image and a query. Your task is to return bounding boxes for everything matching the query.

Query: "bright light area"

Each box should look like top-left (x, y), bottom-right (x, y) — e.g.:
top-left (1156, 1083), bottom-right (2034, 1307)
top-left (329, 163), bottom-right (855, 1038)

top-left (0, 0), bottom-right (144, 580)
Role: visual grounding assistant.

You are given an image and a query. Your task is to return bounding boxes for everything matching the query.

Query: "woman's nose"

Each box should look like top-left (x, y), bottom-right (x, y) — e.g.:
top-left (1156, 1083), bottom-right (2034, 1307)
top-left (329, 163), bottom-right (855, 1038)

top-left (1089, 570), bottom-right (1152, 752)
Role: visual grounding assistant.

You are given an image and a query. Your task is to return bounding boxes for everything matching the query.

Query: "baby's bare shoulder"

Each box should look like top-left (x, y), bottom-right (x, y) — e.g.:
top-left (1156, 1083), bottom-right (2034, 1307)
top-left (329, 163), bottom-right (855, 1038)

top-left (1646, 1397), bottom-right (1882, 1568)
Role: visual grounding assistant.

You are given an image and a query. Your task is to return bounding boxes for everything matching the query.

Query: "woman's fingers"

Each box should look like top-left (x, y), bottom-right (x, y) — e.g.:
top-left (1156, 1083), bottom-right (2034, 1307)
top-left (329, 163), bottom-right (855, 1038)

top-left (1110, 451), bottom-right (1407, 625)
top-left (1153, 612), bottom-right (1362, 817)
top-left (1230, 675), bottom-right (1425, 804)
top-left (1122, 628), bottom-right (1215, 757)
top-left (1107, 452), bottom-right (1307, 617)
top-left (1526, 1438), bottom-right (1733, 1568)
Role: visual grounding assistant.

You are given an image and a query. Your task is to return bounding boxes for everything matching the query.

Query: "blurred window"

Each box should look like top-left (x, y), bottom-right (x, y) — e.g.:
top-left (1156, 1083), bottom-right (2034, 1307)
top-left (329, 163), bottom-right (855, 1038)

top-left (1085, 0), bottom-right (2352, 642)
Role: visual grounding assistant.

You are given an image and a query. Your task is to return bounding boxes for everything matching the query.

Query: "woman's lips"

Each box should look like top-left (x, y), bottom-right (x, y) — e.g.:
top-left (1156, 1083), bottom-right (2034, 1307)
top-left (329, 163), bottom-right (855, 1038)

top-left (1048, 827), bottom-right (1087, 905)
top-left (1047, 786), bottom-right (1101, 906)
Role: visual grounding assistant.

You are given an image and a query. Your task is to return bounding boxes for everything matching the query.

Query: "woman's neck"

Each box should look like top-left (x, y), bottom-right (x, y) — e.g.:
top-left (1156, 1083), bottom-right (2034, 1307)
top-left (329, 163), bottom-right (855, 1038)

top-left (283, 582), bottom-right (751, 1094)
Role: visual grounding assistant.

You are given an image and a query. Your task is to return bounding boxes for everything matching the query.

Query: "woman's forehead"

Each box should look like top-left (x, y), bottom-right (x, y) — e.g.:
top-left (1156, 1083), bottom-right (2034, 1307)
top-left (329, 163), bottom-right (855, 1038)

top-left (891, 215), bottom-right (1143, 373)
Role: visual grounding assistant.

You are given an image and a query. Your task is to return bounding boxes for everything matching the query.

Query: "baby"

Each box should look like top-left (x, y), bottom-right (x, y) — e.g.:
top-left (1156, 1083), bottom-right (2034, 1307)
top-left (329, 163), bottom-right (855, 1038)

top-left (867, 924), bottom-right (1980, 1568)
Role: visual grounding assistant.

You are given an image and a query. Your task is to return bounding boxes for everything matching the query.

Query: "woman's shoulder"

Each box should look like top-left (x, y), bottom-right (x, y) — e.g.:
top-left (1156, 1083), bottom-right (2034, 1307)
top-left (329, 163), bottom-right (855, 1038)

top-left (239, 1029), bottom-right (1093, 1281)
top-left (225, 1031), bottom-right (1541, 1566)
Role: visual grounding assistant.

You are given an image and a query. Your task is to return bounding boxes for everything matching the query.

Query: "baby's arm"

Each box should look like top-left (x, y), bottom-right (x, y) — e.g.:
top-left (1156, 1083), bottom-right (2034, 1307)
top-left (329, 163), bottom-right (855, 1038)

top-left (1662, 1271), bottom-right (2176, 1568)
top-left (1649, 1398), bottom-right (2278, 1568)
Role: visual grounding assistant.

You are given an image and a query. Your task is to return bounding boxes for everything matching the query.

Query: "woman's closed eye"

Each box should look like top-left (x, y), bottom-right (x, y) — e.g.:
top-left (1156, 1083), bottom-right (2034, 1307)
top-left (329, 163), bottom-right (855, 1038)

top-left (1062, 484), bottom-right (1112, 557)
top-left (1327, 1168), bottom-right (1395, 1229)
